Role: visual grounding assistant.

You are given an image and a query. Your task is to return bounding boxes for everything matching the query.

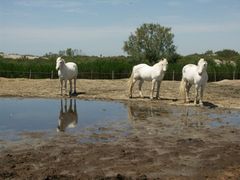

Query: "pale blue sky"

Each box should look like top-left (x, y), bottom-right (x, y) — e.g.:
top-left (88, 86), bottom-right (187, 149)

top-left (0, 0), bottom-right (240, 56)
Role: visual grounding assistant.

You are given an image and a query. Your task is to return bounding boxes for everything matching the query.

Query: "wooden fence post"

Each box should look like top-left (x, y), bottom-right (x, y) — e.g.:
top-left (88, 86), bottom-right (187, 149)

top-left (29, 69), bottom-right (32, 79)
top-left (112, 71), bottom-right (114, 80)
top-left (51, 71), bottom-right (53, 79)
top-left (172, 71), bottom-right (175, 81)
top-left (214, 70), bottom-right (216, 82)
top-left (233, 70), bottom-right (236, 80)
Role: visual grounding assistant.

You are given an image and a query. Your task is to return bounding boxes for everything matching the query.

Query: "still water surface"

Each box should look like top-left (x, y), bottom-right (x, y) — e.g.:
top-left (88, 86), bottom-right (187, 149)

top-left (0, 98), bottom-right (239, 142)
top-left (0, 98), bottom-right (127, 132)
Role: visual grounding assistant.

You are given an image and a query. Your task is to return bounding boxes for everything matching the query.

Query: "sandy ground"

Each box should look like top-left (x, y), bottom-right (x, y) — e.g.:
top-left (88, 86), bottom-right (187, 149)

top-left (0, 78), bottom-right (240, 179)
top-left (0, 78), bottom-right (239, 108)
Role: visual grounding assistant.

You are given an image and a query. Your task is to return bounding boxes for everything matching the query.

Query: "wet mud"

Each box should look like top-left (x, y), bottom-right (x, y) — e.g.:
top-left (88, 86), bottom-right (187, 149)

top-left (0, 78), bottom-right (240, 179)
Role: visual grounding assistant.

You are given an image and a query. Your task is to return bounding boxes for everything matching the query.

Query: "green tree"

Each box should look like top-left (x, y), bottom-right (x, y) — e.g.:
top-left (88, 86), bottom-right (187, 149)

top-left (66, 48), bottom-right (74, 57)
top-left (123, 23), bottom-right (176, 64)
top-left (215, 49), bottom-right (239, 59)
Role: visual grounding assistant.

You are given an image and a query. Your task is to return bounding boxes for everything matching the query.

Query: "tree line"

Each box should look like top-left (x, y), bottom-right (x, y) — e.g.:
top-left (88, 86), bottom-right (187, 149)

top-left (0, 23), bottom-right (239, 80)
top-left (0, 51), bottom-right (239, 81)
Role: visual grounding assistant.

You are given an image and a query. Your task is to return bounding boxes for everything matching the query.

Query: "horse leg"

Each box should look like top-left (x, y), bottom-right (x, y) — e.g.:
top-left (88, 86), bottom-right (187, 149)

top-left (64, 80), bottom-right (67, 95)
top-left (73, 78), bottom-right (77, 94)
top-left (199, 85), bottom-right (204, 106)
top-left (156, 81), bottom-right (161, 99)
top-left (69, 80), bottom-right (72, 96)
top-left (129, 79), bottom-right (137, 98)
top-left (150, 79), bottom-right (156, 100)
top-left (60, 79), bottom-right (63, 95)
top-left (186, 82), bottom-right (192, 103)
top-left (64, 98), bottom-right (67, 112)
top-left (74, 99), bottom-right (77, 113)
top-left (194, 85), bottom-right (199, 105)
top-left (69, 98), bottom-right (73, 110)
top-left (138, 80), bottom-right (144, 98)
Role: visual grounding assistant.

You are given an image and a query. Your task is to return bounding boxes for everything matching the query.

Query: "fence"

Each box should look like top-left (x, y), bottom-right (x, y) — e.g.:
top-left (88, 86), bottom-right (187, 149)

top-left (0, 70), bottom-right (130, 80)
top-left (0, 70), bottom-right (239, 81)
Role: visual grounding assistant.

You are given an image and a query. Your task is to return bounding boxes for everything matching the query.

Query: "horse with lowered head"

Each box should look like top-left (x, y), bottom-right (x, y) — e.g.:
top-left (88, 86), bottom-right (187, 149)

top-left (129, 58), bottom-right (168, 100)
top-left (179, 58), bottom-right (208, 106)
top-left (56, 57), bottom-right (78, 96)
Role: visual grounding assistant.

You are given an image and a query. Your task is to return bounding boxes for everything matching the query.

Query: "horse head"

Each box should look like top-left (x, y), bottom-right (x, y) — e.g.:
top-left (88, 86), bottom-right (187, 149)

top-left (160, 58), bottom-right (168, 72)
top-left (56, 57), bottom-right (65, 70)
top-left (197, 58), bottom-right (207, 76)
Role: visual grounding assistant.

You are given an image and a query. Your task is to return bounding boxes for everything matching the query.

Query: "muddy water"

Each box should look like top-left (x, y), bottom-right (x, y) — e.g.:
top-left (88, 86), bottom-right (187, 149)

top-left (0, 98), bottom-right (239, 143)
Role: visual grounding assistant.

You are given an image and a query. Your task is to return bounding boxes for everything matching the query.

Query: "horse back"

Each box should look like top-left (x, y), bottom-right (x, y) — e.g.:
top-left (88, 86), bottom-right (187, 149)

top-left (65, 62), bottom-right (78, 78)
top-left (133, 64), bottom-right (152, 80)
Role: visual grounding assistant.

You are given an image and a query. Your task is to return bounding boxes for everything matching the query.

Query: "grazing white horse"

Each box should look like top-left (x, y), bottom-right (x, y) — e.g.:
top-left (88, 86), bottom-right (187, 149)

top-left (57, 98), bottom-right (78, 132)
top-left (179, 58), bottom-right (208, 105)
top-left (129, 58), bottom-right (168, 99)
top-left (56, 57), bottom-right (78, 96)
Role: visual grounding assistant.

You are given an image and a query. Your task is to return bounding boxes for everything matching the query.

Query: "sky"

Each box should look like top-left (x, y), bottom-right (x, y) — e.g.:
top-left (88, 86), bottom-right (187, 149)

top-left (0, 0), bottom-right (240, 56)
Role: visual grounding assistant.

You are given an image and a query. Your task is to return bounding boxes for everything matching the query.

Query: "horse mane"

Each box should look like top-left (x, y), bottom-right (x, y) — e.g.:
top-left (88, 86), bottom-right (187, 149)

top-left (57, 57), bottom-right (62, 61)
top-left (156, 58), bottom-right (168, 66)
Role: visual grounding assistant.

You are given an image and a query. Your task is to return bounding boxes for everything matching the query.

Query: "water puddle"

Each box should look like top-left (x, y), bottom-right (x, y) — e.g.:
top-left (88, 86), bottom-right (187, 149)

top-left (0, 98), bottom-right (129, 142)
top-left (0, 98), bottom-right (239, 143)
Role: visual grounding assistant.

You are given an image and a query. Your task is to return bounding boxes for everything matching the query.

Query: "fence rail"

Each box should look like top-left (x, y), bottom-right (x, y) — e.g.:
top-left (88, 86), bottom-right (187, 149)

top-left (0, 70), bottom-right (239, 81)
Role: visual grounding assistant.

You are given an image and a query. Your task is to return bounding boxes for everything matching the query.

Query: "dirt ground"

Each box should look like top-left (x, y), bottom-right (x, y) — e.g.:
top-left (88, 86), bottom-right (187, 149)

top-left (0, 78), bottom-right (240, 179)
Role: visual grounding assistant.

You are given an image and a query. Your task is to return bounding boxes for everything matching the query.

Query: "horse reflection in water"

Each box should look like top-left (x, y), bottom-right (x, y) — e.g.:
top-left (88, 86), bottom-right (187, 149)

top-left (127, 102), bottom-right (167, 121)
top-left (57, 98), bottom-right (78, 132)
top-left (128, 102), bottom-right (204, 129)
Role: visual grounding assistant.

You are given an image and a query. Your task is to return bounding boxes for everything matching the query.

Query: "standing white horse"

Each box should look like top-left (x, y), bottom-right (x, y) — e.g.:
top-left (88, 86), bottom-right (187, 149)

top-left (179, 58), bottom-right (208, 105)
top-left (129, 58), bottom-right (168, 99)
top-left (56, 57), bottom-right (78, 96)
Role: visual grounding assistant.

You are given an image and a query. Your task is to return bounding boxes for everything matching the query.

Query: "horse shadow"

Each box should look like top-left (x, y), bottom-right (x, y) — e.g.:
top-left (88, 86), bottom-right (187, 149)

top-left (69, 91), bottom-right (86, 97)
top-left (130, 96), bottom-right (178, 102)
top-left (203, 101), bottom-right (218, 109)
top-left (178, 100), bottom-right (218, 108)
top-left (57, 98), bottom-right (78, 132)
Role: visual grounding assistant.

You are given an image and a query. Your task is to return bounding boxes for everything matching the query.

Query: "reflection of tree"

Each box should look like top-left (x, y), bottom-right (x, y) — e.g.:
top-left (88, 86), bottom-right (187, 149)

top-left (57, 98), bottom-right (78, 132)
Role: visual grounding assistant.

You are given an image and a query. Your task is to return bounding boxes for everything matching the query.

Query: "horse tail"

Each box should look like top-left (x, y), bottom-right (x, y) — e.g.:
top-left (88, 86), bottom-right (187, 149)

top-left (128, 71), bottom-right (134, 91)
top-left (179, 78), bottom-right (186, 102)
top-left (128, 69), bottom-right (136, 98)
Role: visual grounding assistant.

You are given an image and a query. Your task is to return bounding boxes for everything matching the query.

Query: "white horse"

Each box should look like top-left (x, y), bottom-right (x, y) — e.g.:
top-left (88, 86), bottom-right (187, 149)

top-left (179, 58), bottom-right (208, 105)
top-left (56, 57), bottom-right (78, 96)
top-left (129, 58), bottom-right (168, 99)
top-left (57, 98), bottom-right (78, 132)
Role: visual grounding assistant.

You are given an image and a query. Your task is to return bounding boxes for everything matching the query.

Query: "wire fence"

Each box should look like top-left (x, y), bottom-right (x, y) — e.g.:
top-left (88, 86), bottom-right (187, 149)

top-left (0, 70), bottom-right (239, 81)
